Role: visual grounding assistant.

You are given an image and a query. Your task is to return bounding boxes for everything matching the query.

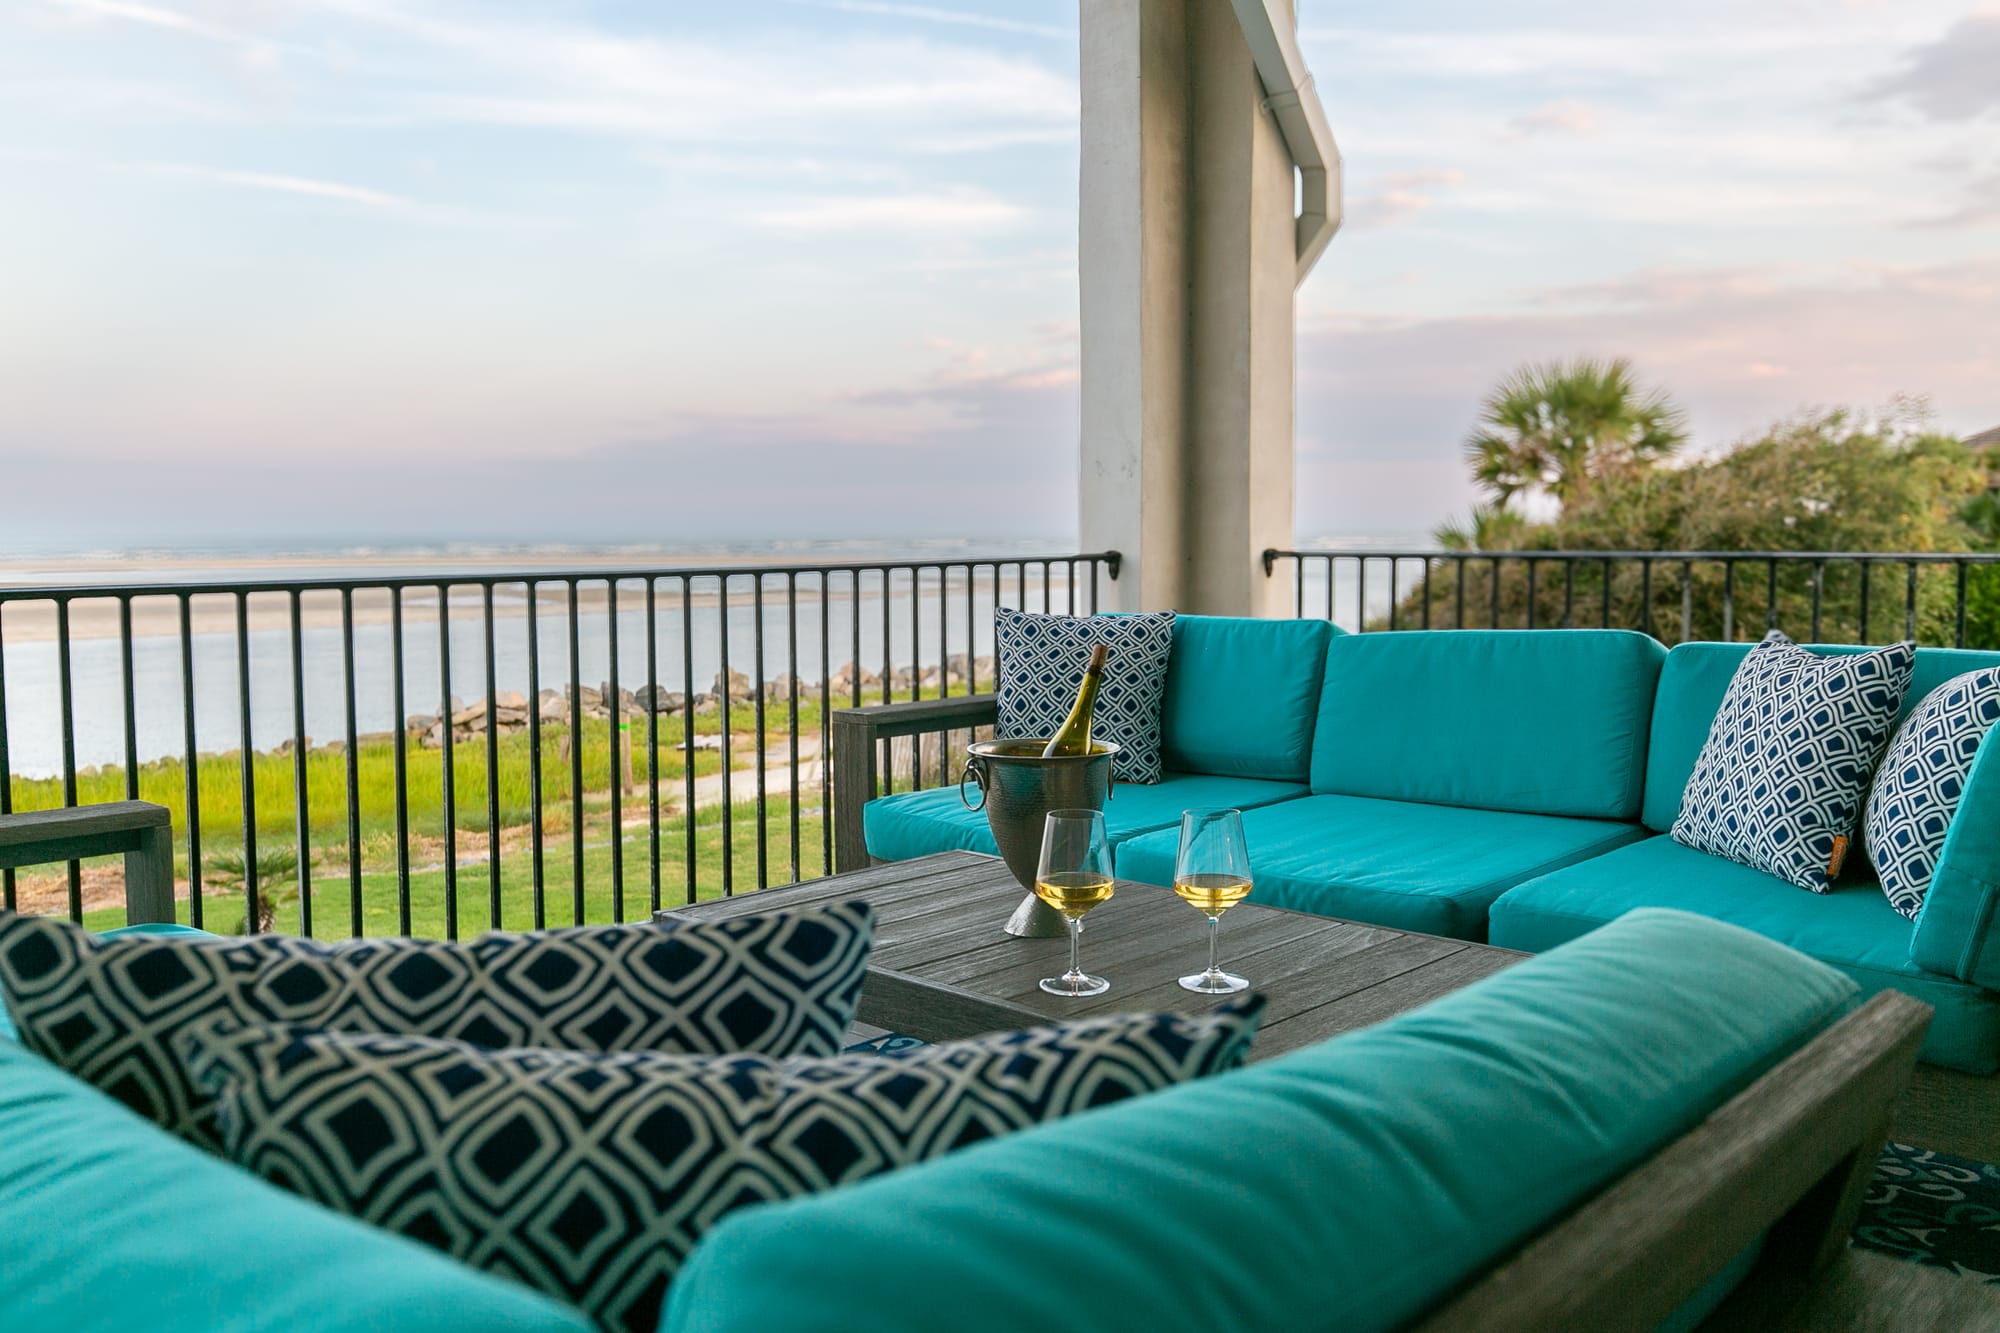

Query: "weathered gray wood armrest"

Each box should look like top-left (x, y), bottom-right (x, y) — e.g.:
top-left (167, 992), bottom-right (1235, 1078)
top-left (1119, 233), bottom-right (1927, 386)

top-left (831, 694), bottom-right (998, 872)
top-left (1414, 990), bottom-right (1932, 1332)
top-left (0, 802), bottom-right (177, 925)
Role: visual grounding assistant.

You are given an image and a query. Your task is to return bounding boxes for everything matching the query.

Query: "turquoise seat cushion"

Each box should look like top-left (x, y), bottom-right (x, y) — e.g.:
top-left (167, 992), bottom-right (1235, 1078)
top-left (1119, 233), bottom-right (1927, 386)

top-left (0, 1039), bottom-right (592, 1333)
top-left (1490, 834), bottom-right (2000, 1073)
top-left (862, 772), bottom-right (1309, 865)
top-left (1160, 615), bottom-right (1334, 781)
top-left (663, 909), bottom-right (1857, 1333)
top-left (1644, 643), bottom-right (2000, 833)
top-left (1911, 726), bottom-right (2000, 992)
top-left (1115, 794), bottom-right (1649, 940)
top-left (1310, 629), bottom-right (1664, 820)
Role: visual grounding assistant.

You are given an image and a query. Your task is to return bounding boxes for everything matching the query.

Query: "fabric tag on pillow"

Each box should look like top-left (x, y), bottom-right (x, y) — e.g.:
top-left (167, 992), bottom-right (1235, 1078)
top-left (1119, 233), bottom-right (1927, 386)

top-left (1670, 631), bottom-right (1913, 892)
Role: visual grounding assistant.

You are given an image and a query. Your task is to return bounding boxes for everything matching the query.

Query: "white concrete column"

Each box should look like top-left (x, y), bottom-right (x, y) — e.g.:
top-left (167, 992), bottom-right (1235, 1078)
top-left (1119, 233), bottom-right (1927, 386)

top-left (1078, 0), bottom-right (1304, 617)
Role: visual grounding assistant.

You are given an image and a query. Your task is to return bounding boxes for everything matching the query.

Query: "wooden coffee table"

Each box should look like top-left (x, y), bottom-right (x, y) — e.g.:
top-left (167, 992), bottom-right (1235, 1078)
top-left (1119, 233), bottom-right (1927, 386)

top-left (667, 850), bottom-right (1524, 1060)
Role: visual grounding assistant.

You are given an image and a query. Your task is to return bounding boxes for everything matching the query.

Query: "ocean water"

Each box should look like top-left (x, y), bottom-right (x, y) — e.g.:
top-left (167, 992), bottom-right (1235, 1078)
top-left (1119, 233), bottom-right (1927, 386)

top-left (0, 539), bottom-right (1406, 778)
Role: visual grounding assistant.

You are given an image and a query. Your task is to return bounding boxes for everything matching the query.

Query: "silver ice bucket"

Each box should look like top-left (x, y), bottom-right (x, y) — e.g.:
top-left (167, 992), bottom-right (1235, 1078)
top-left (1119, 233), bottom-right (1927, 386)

top-left (960, 739), bottom-right (1119, 938)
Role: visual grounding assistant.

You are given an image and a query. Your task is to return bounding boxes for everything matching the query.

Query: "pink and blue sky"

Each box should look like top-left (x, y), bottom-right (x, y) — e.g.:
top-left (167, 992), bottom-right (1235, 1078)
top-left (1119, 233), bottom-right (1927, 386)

top-left (2, 0), bottom-right (1996, 550)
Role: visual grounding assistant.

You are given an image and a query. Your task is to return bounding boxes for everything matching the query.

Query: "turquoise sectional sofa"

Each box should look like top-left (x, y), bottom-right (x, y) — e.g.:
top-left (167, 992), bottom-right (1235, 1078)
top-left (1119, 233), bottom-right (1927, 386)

top-left (0, 910), bottom-right (1932, 1332)
top-left (856, 620), bottom-right (2000, 1074)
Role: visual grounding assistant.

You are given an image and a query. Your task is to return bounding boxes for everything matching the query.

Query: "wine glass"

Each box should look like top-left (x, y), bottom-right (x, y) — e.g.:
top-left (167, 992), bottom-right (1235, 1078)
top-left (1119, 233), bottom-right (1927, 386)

top-left (1174, 808), bottom-right (1251, 994)
top-left (1035, 808), bottom-right (1115, 997)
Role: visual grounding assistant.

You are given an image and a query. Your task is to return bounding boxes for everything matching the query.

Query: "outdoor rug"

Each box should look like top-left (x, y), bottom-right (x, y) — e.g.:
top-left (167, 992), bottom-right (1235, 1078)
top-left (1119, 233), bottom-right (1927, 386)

top-left (1853, 1142), bottom-right (2000, 1281)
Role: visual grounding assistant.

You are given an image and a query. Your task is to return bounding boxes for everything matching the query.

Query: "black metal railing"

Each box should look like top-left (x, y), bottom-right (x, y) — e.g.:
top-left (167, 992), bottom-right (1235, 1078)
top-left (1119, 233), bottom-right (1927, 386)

top-left (1263, 549), bottom-right (2000, 650)
top-left (0, 553), bottom-right (1118, 934)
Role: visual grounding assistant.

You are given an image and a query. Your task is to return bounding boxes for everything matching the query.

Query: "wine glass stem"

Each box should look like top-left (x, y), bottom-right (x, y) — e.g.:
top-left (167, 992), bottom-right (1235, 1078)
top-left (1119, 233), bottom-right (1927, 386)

top-left (1207, 914), bottom-right (1220, 978)
top-left (1069, 917), bottom-right (1082, 983)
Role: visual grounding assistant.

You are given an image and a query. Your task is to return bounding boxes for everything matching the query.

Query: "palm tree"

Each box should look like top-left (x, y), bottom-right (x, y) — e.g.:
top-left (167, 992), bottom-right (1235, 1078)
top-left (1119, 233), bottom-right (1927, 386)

top-left (1465, 358), bottom-right (1687, 512)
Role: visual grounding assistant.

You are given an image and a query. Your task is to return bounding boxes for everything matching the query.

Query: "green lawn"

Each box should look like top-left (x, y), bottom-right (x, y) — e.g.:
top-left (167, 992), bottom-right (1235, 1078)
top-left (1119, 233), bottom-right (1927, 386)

top-left (77, 798), bottom-right (829, 937)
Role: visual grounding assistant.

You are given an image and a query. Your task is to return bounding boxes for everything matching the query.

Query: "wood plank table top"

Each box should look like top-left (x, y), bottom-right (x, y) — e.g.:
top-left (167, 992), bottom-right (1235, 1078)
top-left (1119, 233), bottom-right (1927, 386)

top-left (667, 850), bottom-right (1525, 1059)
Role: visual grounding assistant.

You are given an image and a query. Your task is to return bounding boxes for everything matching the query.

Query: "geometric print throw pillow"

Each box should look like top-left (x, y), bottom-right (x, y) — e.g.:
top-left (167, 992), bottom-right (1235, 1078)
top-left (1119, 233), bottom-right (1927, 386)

top-left (995, 607), bottom-right (1177, 783)
top-left (1865, 668), bottom-right (2000, 920)
top-left (0, 902), bottom-right (873, 1151)
top-left (1671, 631), bottom-right (1914, 892)
top-left (177, 997), bottom-right (1265, 1333)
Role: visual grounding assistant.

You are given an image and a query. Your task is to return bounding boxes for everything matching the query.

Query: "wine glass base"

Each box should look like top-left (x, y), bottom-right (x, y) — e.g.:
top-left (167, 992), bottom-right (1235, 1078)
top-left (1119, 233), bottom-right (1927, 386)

top-left (1178, 970), bottom-right (1249, 994)
top-left (1040, 972), bottom-right (1110, 997)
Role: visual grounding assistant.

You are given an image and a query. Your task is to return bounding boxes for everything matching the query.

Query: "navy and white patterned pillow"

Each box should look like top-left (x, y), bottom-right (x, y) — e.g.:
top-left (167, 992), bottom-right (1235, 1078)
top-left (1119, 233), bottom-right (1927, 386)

top-left (1866, 668), bottom-right (2000, 920)
top-left (0, 903), bottom-right (873, 1150)
top-left (995, 608), bottom-right (1177, 783)
top-left (179, 998), bottom-right (1265, 1333)
top-left (1671, 631), bottom-right (1914, 892)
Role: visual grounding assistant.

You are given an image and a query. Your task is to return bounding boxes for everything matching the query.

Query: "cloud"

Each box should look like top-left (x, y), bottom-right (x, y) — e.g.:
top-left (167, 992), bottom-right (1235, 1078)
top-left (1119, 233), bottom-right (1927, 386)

top-left (777, 0), bottom-right (1072, 41)
top-left (148, 163), bottom-right (417, 212)
top-left (1345, 169), bottom-right (1465, 231)
top-left (749, 188), bottom-right (1028, 233)
top-left (1870, 14), bottom-right (2000, 121)
top-left (1913, 172), bottom-right (2000, 229)
top-left (1506, 99), bottom-right (1601, 137)
top-left (1295, 261), bottom-right (2000, 537)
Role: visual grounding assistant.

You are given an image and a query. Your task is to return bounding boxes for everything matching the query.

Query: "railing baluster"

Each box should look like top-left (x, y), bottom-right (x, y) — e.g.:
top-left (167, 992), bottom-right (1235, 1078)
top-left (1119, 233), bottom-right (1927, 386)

top-left (1488, 557), bottom-right (1501, 629)
top-left (1562, 561), bottom-right (1575, 628)
top-left (119, 596), bottom-right (139, 800)
top-left (1906, 562), bottom-right (1919, 642)
top-left (1524, 560), bottom-right (1537, 630)
top-left (437, 583), bottom-right (458, 939)
top-left (290, 591), bottom-right (312, 937)
top-left (234, 592), bottom-right (258, 933)
top-left (1640, 559), bottom-right (1653, 639)
top-left (1389, 559), bottom-right (1400, 631)
top-left (1455, 556), bottom-right (1466, 628)
top-left (788, 572), bottom-right (801, 884)
top-left (1601, 558), bottom-right (1612, 628)
top-left (821, 570), bottom-right (835, 875)
top-left (680, 577), bottom-right (697, 906)
top-left (390, 587), bottom-right (409, 936)
top-left (1957, 561), bottom-right (1970, 648)
top-left (1810, 561), bottom-right (1825, 643)
top-left (339, 590), bottom-right (359, 937)
top-left (1766, 561), bottom-right (1780, 632)
top-left (1722, 562), bottom-right (1736, 641)
top-left (1680, 561), bottom-right (1693, 645)
top-left (483, 583), bottom-right (501, 930)
top-left (719, 574), bottom-right (735, 897)
top-left (607, 579), bottom-right (623, 923)
top-left (645, 578), bottom-right (661, 916)
top-left (1848, 560), bottom-right (1864, 644)
top-left (56, 598), bottom-right (80, 919)
top-left (753, 572), bottom-right (768, 892)
top-left (566, 579), bottom-right (584, 924)
top-left (526, 581), bottom-right (546, 929)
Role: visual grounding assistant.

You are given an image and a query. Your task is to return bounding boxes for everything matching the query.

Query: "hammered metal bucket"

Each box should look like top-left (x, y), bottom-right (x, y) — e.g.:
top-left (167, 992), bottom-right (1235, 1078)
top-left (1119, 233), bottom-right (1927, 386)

top-left (960, 739), bottom-right (1119, 937)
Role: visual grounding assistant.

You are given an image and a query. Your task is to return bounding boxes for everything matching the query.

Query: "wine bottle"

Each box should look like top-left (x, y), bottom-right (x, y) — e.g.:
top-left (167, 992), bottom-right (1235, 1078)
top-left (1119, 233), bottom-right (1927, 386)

top-left (1041, 644), bottom-right (1109, 758)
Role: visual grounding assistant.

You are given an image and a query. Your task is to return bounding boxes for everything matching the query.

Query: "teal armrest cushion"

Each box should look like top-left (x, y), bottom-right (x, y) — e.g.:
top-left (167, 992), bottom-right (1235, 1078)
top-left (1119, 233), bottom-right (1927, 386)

top-left (1911, 728), bottom-right (2000, 989)
top-left (0, 1037), bottom-right (592, 1333)
top-left (664, 909), bottom-right (1856, 1333)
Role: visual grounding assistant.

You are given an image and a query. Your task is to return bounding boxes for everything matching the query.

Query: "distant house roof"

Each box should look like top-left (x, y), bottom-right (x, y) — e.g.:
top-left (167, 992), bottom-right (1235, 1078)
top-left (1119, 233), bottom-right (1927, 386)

top-left (1968, 425), bottom-right (2000, 452)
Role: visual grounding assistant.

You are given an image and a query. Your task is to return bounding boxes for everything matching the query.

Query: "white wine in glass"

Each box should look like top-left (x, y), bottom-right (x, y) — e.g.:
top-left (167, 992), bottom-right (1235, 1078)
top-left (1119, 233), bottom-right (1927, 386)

top-left (1175, 808), bottom-right (1251, 994)
top-left (1036, 809), bottom-right (1115, 997)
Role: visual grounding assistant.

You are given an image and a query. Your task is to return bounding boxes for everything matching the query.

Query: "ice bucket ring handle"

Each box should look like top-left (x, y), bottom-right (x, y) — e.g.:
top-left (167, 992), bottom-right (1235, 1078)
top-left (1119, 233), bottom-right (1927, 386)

top-left (958, 756), bottom-right (988, 812)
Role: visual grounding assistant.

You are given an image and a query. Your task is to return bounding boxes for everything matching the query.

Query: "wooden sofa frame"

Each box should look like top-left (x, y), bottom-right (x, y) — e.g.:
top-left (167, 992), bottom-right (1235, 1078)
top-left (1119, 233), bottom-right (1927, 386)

top-left (0, 802), bottom-right (1941, 1327)
top-left (831, 693), bottom-right (997, 872)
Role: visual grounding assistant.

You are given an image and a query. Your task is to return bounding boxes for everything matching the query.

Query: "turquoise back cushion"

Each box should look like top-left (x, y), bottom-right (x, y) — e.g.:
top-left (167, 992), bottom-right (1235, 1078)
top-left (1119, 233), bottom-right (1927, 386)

top-left (1911, 726), bottom-right (2000, 990)
top-left (0, 1038), bottom-right (592, 1333)
top-left (1160, 615), bottom-right (1336, 781)
top-left (664, 909), bottom-right (1855, 1333)
top-left (1309, 629), bottom-right (1665, 819)
top-left (1643, 644), bottom-right (2000, 833)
